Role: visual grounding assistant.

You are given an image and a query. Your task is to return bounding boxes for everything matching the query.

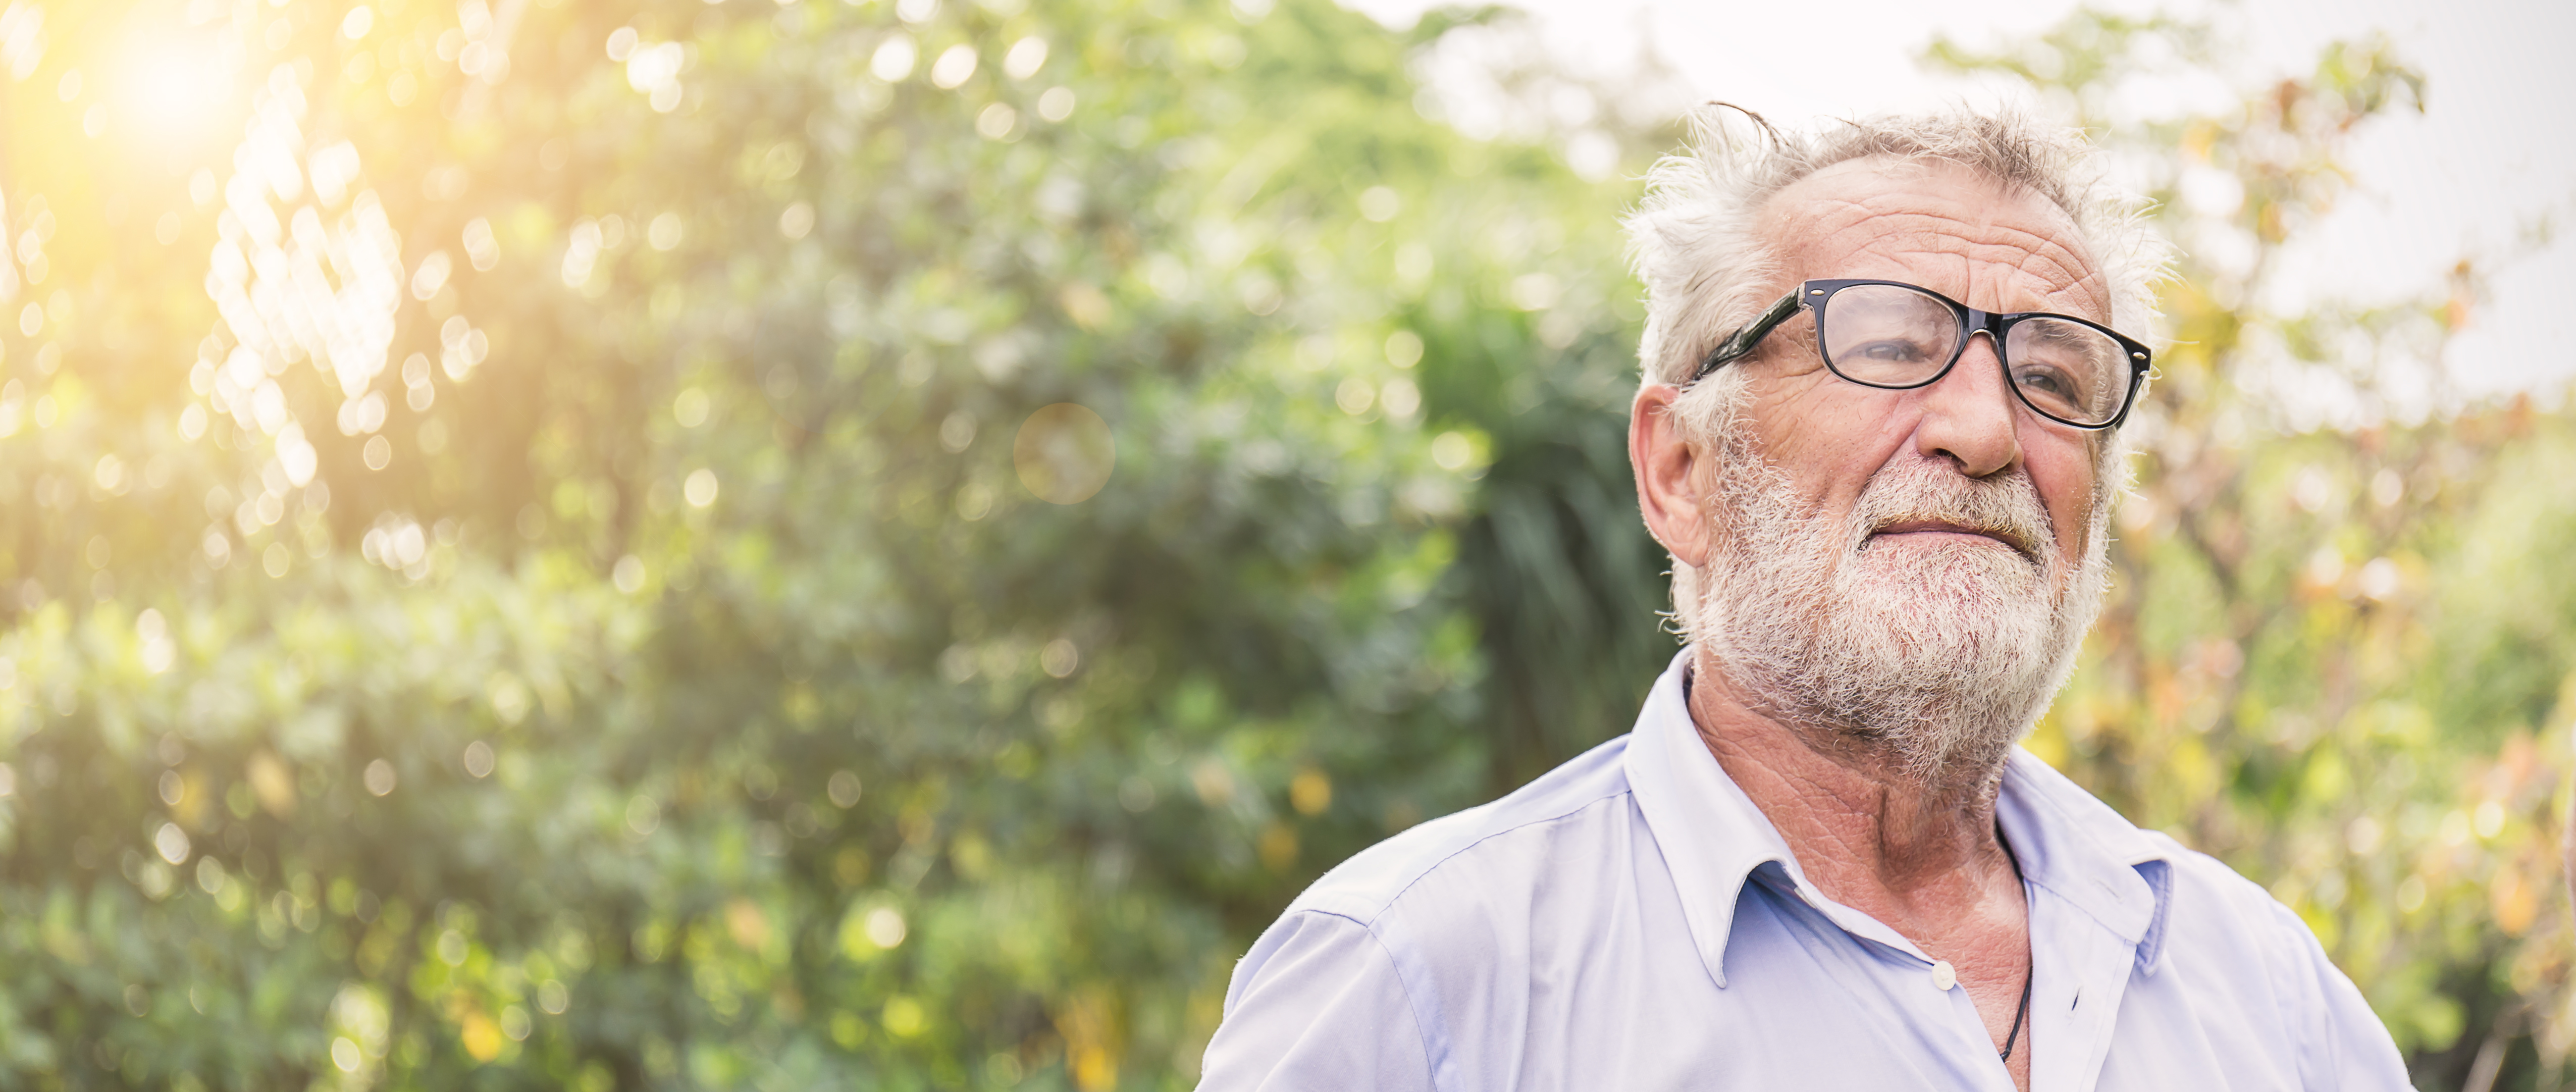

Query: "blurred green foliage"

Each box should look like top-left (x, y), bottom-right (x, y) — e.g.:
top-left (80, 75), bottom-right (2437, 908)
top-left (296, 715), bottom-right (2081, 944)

top-left (0, 0), bottom-right (2564, 1088)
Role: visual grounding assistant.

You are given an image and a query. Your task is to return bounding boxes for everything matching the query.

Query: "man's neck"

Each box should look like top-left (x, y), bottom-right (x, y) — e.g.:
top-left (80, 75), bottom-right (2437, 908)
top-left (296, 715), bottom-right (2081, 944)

top-left (1685, 647), bottom-right (2021, 941)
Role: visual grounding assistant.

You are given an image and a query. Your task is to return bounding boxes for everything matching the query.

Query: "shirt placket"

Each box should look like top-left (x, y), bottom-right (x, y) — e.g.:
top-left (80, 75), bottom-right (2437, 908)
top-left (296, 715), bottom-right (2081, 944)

top-left (1769, 868), bottom-right (2021, 1090)
top-left (2025, 879), bottom-right (2143, 1092)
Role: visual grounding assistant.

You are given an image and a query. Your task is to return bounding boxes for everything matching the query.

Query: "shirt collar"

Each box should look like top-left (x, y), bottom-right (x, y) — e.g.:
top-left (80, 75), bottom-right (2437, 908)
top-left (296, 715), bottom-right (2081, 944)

top-left (1620, 649), bottom-right (1797, 989)
top-left (1994, 749), bottom-right (2178, 976)
top-left (1621, 648), bottom-right (2178, 986)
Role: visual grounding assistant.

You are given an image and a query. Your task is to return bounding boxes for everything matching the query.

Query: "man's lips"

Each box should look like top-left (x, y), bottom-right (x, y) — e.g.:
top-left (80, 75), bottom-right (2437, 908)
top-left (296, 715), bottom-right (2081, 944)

top-left (1868, 519), bottom-right (2036, 559)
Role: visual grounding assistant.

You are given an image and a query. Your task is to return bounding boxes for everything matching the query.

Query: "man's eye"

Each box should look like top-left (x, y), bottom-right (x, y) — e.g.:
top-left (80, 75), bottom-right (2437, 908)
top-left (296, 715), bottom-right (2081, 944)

top-left (1855, 340), bottom-right (1923, 362)
top-left (2014, 365), bottom-right (2077, 400)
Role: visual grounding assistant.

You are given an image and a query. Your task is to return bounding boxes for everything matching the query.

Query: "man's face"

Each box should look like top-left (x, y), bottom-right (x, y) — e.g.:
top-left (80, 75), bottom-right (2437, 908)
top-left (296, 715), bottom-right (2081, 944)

top-left (1734, 158), bottom-right (2115, 581)
top-left (1660, 157), bottom-right (2125, 784)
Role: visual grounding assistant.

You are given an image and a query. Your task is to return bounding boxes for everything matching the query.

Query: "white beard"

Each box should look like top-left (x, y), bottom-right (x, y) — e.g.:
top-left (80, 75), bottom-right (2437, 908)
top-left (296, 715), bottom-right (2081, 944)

top-left (1693, 429), bottom-right (2111, 788)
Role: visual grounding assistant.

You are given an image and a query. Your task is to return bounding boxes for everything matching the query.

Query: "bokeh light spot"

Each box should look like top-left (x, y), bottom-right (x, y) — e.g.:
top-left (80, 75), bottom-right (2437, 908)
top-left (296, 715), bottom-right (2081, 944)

top-left (975, 102), bottom-right (1017, 140)
top-left (1358, 185), bottom-right (1400, 222)
top-left (673, 387), bottom-right (709, 427)
top-left (1431, 430), bottom-right (1476, 471)
top-left (1003, 37), bottom-right (1048, 80)
top-left (1012, 403), bottom-right (1114, 505)
top-left (648, 212), bottom-right (684, 251)
top-left (1040, 638), bottom-right (1079, 678)
top-left (1381, 377), bottom-right (1421, 419)
top-left (1335, 377), bottom-right (1375, 416)
top-left (1385, 329), bottom-right (1423, 369)
top-left (154, 821), bottom-right (191, 865)
top-left (930, 44), bottom-right (977, 89)
top-left (870, 35), bottom-right (915, 82)
top-left (1037, 86), bottom-right (1075, 122)
top-left (864, 907), bottom-right (907, 949)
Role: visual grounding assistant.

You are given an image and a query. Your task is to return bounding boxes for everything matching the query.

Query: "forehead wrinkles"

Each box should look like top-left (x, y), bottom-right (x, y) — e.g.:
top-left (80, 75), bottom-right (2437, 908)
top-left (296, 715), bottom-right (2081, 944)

top-left (1768, 185), bottom-right (2112, 320)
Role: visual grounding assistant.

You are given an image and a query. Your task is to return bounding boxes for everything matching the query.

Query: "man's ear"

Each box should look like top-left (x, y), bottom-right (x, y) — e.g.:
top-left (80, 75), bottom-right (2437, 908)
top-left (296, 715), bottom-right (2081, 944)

top-left (1631, 385), bottom-right (1713, 570)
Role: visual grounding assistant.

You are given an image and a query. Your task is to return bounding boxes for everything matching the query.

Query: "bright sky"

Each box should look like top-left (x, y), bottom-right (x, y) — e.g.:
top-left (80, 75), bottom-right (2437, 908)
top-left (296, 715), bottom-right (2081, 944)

top-left (1344, 0), bottom-right (2576, 405)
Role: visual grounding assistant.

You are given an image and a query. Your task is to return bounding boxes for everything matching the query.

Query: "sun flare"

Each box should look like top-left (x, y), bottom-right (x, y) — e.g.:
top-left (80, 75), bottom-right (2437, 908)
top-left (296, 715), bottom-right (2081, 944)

top-left (104, 29), bottom-right (237, 149)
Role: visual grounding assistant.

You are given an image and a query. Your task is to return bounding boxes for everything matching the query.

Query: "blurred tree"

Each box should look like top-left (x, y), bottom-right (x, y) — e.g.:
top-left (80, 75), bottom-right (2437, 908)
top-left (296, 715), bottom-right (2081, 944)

top-left (0, 0), bottom-right (1659, 1086)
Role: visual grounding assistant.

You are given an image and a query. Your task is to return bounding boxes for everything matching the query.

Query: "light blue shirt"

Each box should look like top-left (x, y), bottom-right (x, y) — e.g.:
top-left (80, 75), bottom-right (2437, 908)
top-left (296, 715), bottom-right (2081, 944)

top-left (1200, 651), bottom-right (2407, 1090)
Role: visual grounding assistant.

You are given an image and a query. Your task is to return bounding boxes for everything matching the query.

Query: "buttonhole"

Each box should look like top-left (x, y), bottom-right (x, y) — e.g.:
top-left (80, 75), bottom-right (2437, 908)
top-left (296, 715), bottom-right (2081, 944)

top-left (2070, 987), bottom-right (2081, 1010)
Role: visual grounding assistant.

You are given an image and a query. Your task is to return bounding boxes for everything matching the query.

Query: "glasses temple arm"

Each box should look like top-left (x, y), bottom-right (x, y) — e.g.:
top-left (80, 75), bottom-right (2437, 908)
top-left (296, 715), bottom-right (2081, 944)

top-left (1687, 290), bottom-right (1803, 384)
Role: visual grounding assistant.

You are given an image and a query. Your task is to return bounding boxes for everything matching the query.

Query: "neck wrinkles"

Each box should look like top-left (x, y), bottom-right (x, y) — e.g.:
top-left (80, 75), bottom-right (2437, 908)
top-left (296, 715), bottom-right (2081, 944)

top-left (1687, 648), bottom-right (2016, 920)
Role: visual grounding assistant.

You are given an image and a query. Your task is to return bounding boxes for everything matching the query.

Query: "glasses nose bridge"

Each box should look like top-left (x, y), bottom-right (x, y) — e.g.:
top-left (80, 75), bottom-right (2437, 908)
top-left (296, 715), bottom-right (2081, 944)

top-left (1950, 316), bottom-right (2008, 371)
top-left (1955, 302), bottom-right (2011, 353)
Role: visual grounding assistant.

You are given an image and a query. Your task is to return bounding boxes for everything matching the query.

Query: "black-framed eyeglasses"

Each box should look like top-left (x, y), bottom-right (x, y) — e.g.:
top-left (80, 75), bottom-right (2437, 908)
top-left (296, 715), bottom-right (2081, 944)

top-left (1689, 279), bottom-right (2153, 429)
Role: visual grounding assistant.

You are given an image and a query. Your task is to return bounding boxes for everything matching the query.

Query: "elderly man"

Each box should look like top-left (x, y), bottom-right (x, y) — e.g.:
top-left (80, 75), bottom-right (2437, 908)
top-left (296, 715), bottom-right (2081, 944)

top-left (1196, 110), bottom-right (2408, 1090)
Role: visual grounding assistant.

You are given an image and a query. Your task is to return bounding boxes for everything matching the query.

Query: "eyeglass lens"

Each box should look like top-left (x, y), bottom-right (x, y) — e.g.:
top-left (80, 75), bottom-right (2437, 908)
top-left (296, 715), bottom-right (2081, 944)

top-left (1817, 283), bottom-right (2128, 426)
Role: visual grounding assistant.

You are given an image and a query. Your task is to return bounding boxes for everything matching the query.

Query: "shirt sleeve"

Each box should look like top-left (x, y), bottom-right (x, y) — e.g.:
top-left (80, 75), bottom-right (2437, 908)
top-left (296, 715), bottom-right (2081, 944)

top-left (1196, 909), bottom-right (1438, 1092)
top-left (2271, 900), bottom-right (2411, 1091)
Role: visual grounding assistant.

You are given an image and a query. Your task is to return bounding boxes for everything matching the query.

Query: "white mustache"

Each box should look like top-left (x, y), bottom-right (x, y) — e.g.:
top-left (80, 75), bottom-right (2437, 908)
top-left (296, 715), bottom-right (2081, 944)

top-left (1847, 457), bottom-right (2055, 564)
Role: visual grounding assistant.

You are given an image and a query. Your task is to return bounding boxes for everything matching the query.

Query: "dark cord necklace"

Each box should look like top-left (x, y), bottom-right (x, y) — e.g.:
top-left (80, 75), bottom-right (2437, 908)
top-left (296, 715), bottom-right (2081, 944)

top-left (1997, 834), bottom-right (2032, 1064)
top-left (1998, 960), bottom-right (2033, 1062)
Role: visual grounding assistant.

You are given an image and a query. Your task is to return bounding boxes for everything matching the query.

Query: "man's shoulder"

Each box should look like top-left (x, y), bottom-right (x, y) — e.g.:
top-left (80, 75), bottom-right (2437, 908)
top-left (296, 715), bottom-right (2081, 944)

top-left (1284, 733), bottom-right (1643, 928)
top-left (2134, 827), bottom-right (2408, 1083)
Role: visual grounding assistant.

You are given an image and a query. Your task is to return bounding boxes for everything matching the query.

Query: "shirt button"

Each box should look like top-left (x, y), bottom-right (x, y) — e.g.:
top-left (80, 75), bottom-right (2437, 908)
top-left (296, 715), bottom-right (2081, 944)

top-left (1930, 960), bottom-right (1957, 991)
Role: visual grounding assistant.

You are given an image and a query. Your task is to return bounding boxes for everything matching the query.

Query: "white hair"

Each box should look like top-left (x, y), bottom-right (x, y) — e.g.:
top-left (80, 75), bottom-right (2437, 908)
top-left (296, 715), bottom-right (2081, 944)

top-left (1627, 105), bottom-right (2168, 638)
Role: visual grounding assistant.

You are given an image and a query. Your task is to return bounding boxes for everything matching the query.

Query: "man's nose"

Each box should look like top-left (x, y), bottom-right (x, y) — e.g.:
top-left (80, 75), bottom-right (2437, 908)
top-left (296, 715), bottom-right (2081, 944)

top-left (1911, 332), bottom-right (2022, 479)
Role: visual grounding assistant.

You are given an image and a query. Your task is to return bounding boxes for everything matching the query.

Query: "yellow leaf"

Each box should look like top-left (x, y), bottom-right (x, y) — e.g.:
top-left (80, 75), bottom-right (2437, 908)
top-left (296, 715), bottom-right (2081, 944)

top-left (2491, 867), bottom-right (2538, 937)
top-left (724, 898), bottom-right (770, 951)
top-left (245, 751), bottom-right (296, 818)
top-left (1289, 769), bottom-right (1331, 816)
top-left (882, 996), bottom-right (926, 1038)
top-left (1258, 822), bottom-right (1297, 871)
top-left (460, 1011), bottom-right (504, 1063)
